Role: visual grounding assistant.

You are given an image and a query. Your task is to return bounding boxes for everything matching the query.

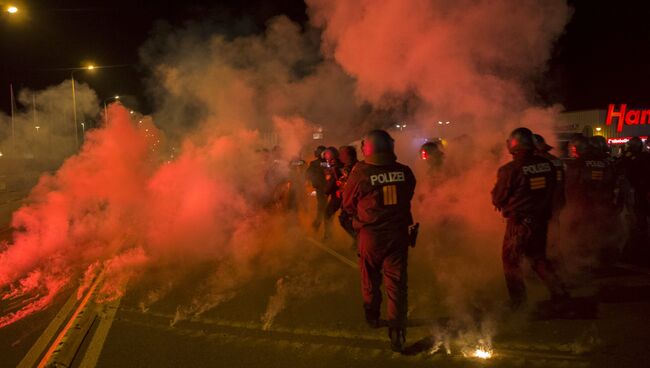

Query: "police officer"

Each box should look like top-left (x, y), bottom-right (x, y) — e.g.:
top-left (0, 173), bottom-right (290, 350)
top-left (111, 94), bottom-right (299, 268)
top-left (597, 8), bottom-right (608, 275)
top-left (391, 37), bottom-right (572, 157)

top-left (420, 140), bottom-right (444, 173)
top-left (564, 135), bottom-right (616, 207)
top-left (566, 135), bottom-right (616, 236)
top-left (342, 130), bottom-right (416, 352)
top-left (621, 137), bottom-right (650, 244)
top-left (306, 146), bottom-right (328, 231)
top-left (492, 127), bottom-right (568, 309)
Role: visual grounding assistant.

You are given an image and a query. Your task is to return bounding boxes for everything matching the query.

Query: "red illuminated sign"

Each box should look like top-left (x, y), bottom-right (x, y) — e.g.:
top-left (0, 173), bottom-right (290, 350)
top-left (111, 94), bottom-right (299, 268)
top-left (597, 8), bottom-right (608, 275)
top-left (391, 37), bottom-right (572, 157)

top-left (605, 104), bottom-right (650, 132)
top-left (607, 136), bottom-right (648, 145)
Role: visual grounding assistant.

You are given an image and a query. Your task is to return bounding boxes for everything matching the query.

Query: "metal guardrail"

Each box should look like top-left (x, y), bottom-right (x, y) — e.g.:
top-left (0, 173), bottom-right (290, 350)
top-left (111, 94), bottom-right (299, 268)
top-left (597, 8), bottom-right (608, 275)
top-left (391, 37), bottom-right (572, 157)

top-left (18, 273), bottom-right (109, 368)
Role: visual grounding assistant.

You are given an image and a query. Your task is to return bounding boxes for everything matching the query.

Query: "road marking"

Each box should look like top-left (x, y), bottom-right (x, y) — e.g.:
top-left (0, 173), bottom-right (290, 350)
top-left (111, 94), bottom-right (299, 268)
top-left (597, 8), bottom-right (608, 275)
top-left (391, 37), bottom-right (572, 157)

top-left (305, 237), bottom-right (358, 269)
top-left (117, 310), bottom-right (590, 365)
top-left (78, 297), bottom-right (122, 368)
top-left (120, 307), bottom-right (384, 341)
top-left (36, 274), bottom-right (103, 368)
top-left (17, 291), bottom-right (79, 368)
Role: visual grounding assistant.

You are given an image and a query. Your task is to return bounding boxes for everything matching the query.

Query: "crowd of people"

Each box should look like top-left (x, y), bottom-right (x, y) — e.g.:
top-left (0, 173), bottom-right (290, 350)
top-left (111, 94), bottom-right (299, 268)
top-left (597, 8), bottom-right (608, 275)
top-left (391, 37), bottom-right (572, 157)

top-left (264, 127), bottom-right (649, 352)
top-left (494, 128), bottom-right (650, 309)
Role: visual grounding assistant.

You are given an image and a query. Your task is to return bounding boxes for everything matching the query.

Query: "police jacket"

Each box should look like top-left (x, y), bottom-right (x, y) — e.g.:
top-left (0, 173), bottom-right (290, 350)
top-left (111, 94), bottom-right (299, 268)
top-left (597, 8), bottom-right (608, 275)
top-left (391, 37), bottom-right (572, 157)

top-left (538, 151), bottom-right (566, 212)
top-left (565, 153), bottom-right (616, 207)
top-left (491, 151), bottom-right (556, 221)
top-left (342, 153), bottom-right (416, 232)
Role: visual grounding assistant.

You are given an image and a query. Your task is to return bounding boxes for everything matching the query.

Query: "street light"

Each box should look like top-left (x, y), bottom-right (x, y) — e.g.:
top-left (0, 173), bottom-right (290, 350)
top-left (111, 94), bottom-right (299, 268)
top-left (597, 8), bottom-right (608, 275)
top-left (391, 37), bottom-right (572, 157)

top-left (63, 63), bottom-right (132, 148)
top-left (6, 5), bottom-right (18, 14)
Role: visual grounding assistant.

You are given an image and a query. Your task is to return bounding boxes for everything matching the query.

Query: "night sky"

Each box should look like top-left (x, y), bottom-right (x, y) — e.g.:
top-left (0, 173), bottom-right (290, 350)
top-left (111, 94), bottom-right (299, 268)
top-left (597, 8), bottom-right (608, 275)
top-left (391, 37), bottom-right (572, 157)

top-left (0, 0), bottom-right (649, 115)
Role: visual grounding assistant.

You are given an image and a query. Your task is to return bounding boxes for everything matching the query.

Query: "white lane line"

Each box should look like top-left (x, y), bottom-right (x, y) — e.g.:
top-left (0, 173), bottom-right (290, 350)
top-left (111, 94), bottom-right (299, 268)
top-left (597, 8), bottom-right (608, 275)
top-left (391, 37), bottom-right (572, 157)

top-left (78, 297), bottom-right (122, 368)
top-left (305, 237), bottom-right (358, 269)
top-left (17, 291), bottom-right (79, 368)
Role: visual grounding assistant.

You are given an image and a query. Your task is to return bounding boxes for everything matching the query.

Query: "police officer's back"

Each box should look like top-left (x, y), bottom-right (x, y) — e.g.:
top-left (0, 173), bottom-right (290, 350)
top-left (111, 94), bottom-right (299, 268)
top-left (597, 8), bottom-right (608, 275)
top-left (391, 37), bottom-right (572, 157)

top-left (565, 136), bottom-right (616, 211)
top-left (492, 128), bottom-right (567, 308)
top-left (492, 132), bottom-right (556, 221)
top-left (342, 130), bottom-right (416, 352)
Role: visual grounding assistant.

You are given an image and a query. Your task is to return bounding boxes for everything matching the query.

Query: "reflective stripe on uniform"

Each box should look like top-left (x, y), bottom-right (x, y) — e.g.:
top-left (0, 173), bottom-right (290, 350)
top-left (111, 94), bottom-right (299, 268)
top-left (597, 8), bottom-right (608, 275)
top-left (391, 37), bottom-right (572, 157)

top-left (383, 185), bottom-right (397, 205)
top-left (530, 177), bottom-right (546, 190)
top-left (591, 170), bottom-right (603, 181)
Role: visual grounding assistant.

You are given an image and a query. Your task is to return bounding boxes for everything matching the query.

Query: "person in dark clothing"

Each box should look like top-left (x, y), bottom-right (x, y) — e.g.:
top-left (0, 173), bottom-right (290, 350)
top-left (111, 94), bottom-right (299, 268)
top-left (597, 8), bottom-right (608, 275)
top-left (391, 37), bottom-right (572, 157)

top-left (565, 135), bottom-right (616, 208)
top-left (322, 147), bottom-right (343, 240)
top-left (338, 145), bottom-right (359, 239)
top-left (492, 127), bottom-right (568, 309)
top-left (342, 130), bottom-right (416, 352)
top-left (533, 134), bottom-right (566, 214)
top-left (621, 137), bottom-right (650, 244)
top-left (420, 140), bottom-right (444, 173)
top-left (306, 146), bottom-right (328, 231)
top-left (566, 135), bottom-right (617, 255)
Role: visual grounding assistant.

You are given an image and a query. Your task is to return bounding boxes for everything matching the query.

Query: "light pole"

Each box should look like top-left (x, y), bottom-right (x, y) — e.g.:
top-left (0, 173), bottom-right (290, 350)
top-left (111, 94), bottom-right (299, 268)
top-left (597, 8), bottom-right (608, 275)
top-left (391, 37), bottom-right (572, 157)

top-left (53, 63), bottom-right (131, 149)
top-left (33, 126), bottom-right (40, 158)
top-left (103, 95), bottom-right (120, 123)
top-left (71, 65), bottom-right (95, 148)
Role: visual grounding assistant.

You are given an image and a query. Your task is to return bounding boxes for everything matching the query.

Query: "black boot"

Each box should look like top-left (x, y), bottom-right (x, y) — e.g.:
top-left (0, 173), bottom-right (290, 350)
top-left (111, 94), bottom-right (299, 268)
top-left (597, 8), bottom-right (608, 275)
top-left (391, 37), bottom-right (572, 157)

top-left (388, 327), bottom-right (405, 353)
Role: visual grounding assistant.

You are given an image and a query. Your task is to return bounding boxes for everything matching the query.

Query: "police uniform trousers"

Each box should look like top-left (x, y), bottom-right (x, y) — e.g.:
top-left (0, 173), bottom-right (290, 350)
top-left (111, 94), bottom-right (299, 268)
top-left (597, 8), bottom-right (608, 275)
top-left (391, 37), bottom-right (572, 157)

top-left (358, 227), bottom-right (408, 328)
top-left (502, 218), bottom-right (565, 304)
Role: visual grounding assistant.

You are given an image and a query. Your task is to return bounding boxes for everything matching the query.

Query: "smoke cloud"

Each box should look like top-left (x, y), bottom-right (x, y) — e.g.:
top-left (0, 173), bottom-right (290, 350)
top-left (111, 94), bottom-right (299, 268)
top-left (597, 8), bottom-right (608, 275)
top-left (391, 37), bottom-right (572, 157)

top-left (0, 0), bottom-right (573, 345)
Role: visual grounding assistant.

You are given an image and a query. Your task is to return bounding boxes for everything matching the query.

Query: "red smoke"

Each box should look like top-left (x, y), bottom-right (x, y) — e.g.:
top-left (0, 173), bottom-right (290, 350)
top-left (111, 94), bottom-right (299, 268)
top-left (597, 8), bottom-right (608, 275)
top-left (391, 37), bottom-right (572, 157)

top-left (308, 0), bottom-right (570, 124)
top-left (0, 105), bottom-right (298, 326)
top-left (0, 107), bottom-right (154, 326)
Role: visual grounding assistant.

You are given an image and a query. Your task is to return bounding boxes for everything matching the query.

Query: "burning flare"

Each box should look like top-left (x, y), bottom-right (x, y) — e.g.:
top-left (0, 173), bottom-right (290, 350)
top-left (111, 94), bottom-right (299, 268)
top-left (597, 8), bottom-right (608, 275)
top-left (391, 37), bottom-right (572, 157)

top-left (473, 347), bottom-right (493, 359)
top-left (462, 342), bottom-right (494, 360)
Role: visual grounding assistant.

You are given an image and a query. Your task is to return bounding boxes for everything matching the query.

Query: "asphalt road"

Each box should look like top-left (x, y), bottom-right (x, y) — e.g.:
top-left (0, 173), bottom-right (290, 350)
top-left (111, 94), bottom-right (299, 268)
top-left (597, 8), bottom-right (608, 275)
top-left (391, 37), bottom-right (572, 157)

top-left (1, 194), bottom-right (650, 367)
